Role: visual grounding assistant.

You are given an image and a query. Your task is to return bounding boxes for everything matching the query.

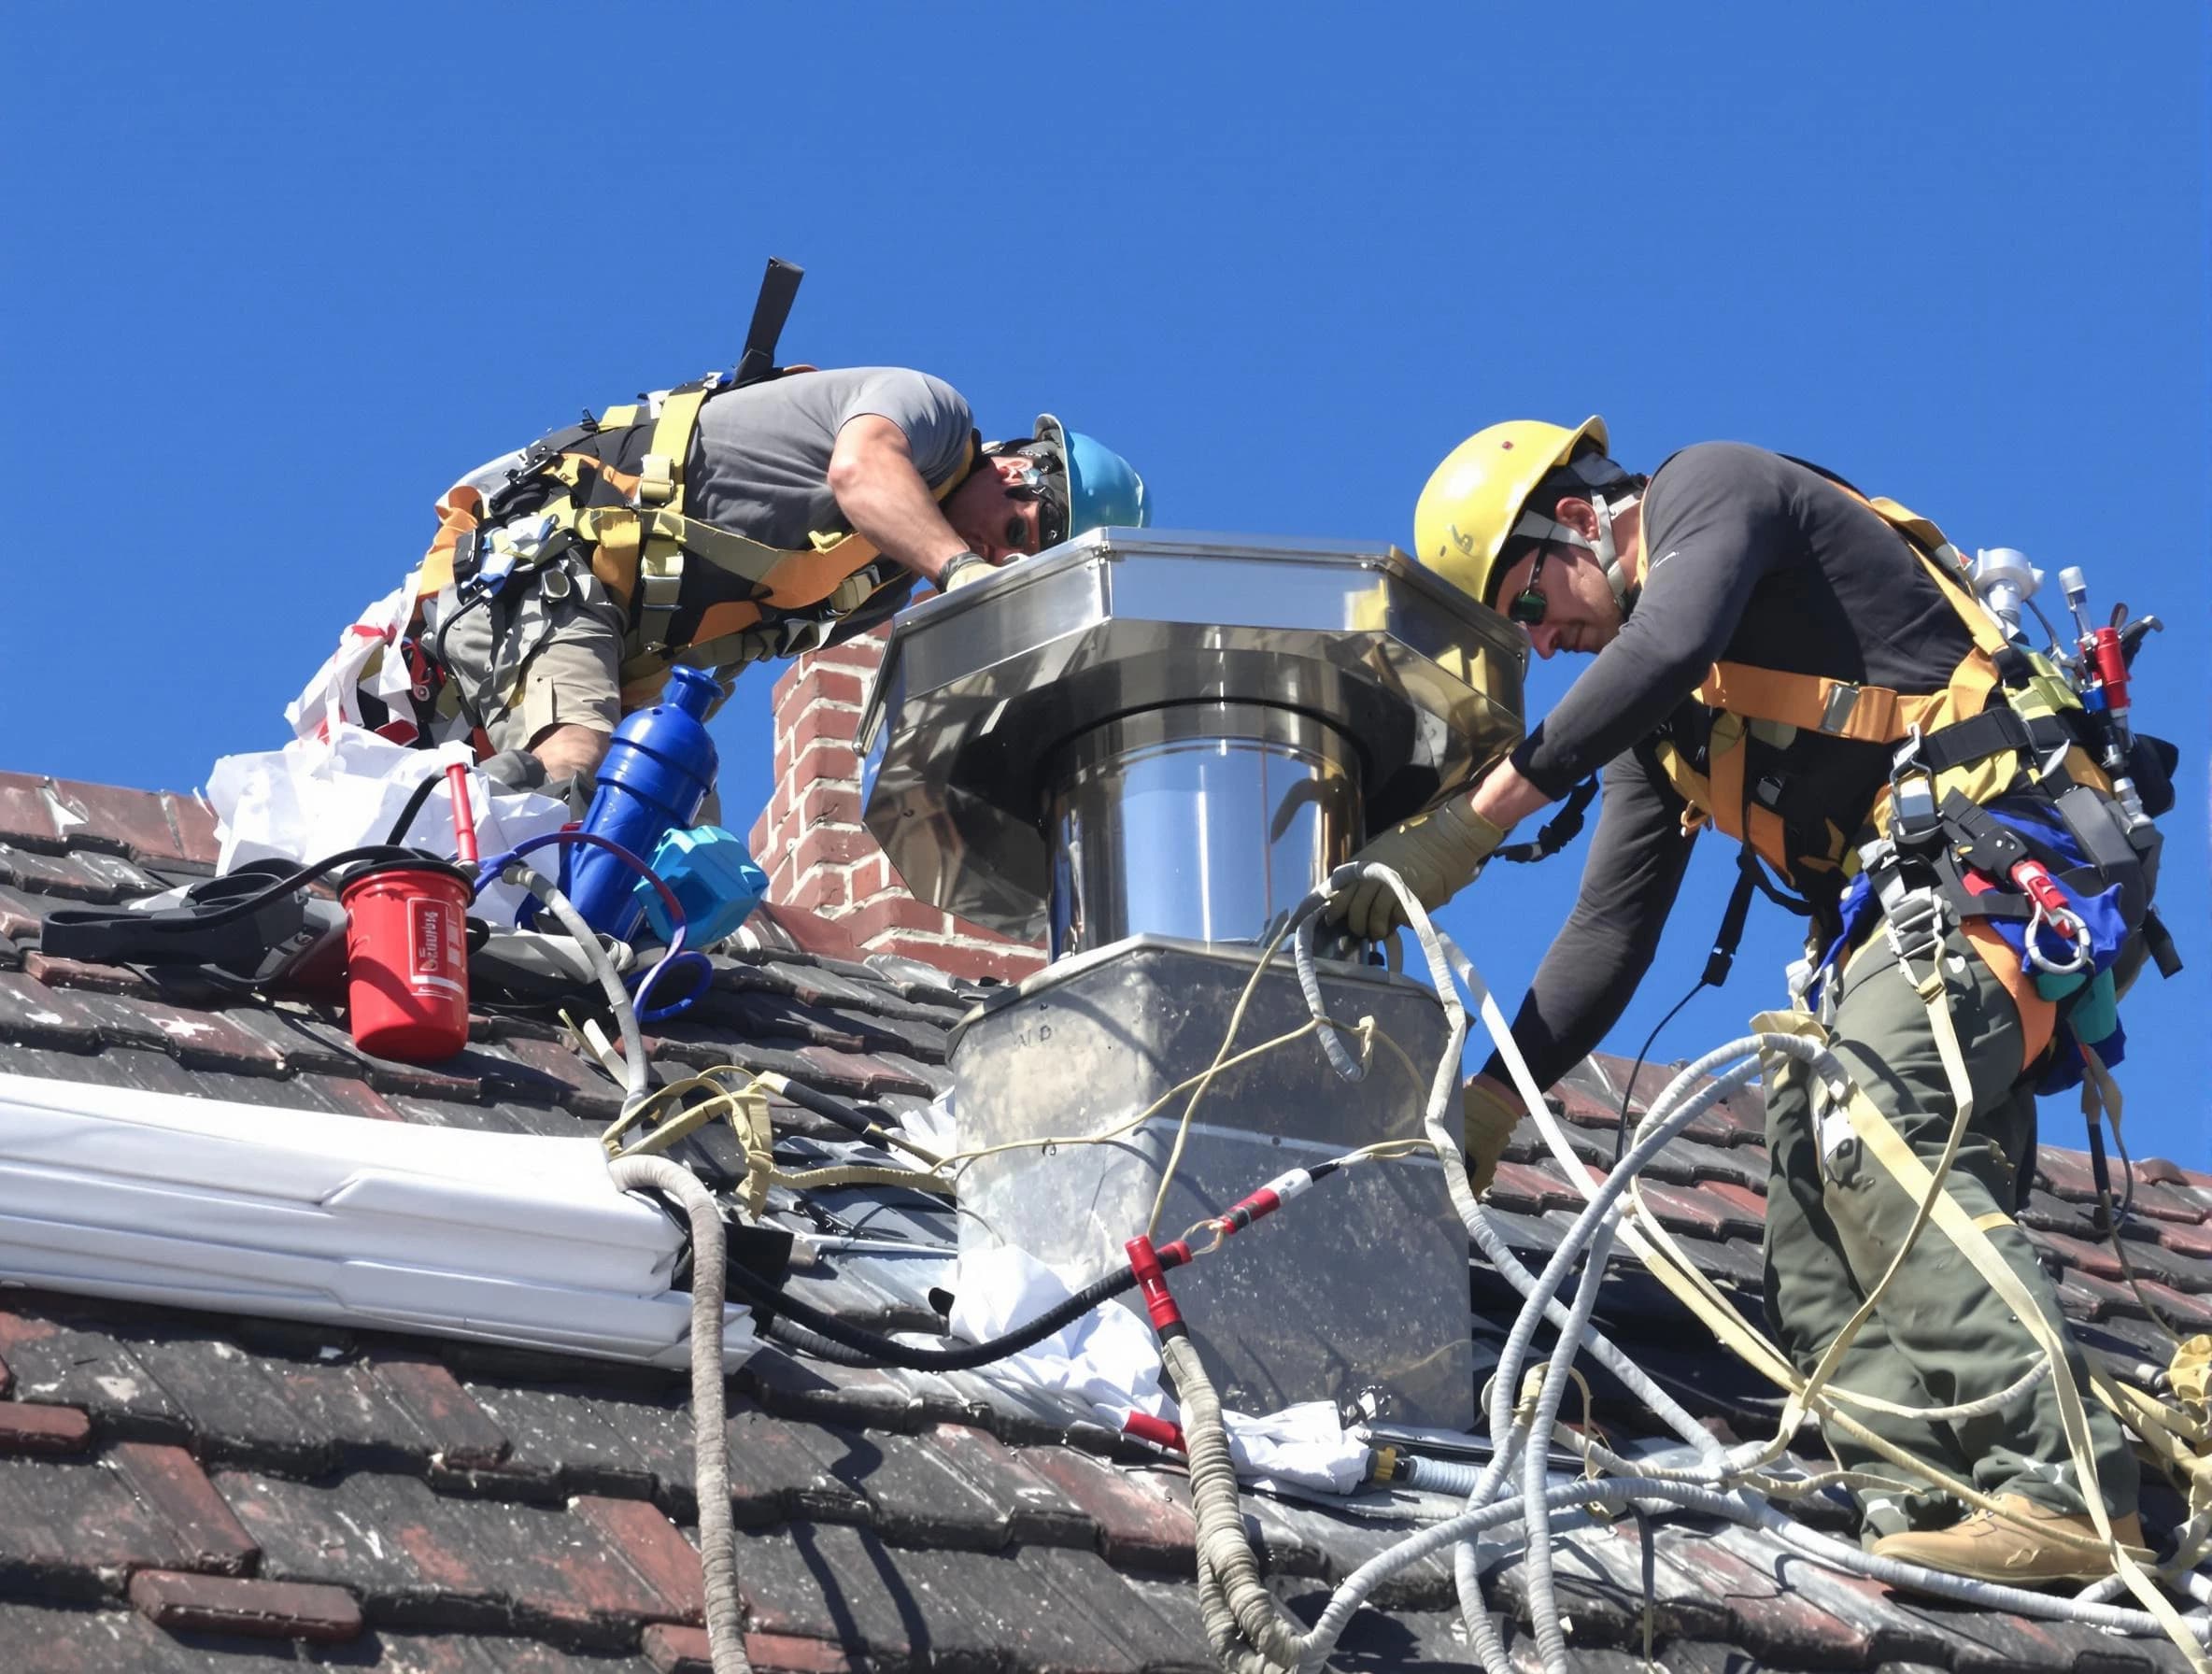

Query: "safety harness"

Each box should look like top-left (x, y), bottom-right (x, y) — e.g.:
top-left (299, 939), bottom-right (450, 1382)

top-left (391, 260), bottom-right (983, 742)
top-left (1643, 475), bottom-right (2108, 887)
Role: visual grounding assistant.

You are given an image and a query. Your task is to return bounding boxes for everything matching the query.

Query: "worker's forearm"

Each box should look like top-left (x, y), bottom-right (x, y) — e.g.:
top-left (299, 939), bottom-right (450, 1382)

top-left (828, 418), bottom-right (970, 585)
top-left (1468, 759), bottom-right (1553, 832)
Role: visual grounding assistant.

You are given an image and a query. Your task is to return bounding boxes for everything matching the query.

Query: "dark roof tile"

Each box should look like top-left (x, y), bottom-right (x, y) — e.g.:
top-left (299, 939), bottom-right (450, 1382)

top-left (21, 950), bottom-right (155, 996)
top-left (2133, 1278), bottom-right (2212, 1333)
top-left (720, 1401), bottom-right (865, 1527)
top-left (796, 1420), bottom-right (1021, 1553)
top-left (0, 1453), bottom-right (195, 1603)
top-left (1015, 1445), bottom-right (1197, 1576)
top-left (0, 1297), bottom-right (186, 1437)
top-left (215, 1467), bottom-right (685, 1650)
top-left (127, 1567), bottom-right (365, 1643)
top-left (0, 773), bottom-right (64, 849)
top-left (0, 1602), bottom-right (279, 1672)
top-left (106, 1440), bottom-right (261, 1577)
top-left (1651, 1518), bottom-right (1875, 1668)
top-left (743, 1346), bottom-right (929, 1434)
top-left (570, 1495), bottom-right (703, 1625)
top-left (0, 970), bottom-right (105, 1050)
top-left (366, 1347), bottom-right (515, 1474)
top-left (124, 1326), bottom-right (348, 1476)
top-left (0, 1399), bottom-right (93, 1455)
top-left (65, 989), bottom-right (290, 1076)
top-left (46, 779), bottom-right (196, 865)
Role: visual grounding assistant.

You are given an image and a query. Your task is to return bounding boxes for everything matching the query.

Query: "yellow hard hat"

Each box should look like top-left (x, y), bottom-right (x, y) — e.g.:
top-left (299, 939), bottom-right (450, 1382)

top-left (1411, 418), bottom-right (1610, 607)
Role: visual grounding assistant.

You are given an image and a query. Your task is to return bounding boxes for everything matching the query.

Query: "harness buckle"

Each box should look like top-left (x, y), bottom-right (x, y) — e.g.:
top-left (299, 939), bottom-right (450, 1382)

top-left (1882, 885), bottom-right (1952, 971)
top-left (1887, 726), bottom-right (1942, 851)
top-left (1820, 683), bottom-right (1864, 734)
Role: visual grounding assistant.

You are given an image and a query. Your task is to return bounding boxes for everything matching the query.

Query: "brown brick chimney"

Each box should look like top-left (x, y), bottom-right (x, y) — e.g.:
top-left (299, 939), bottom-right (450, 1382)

top-left (747, 632), bottom-right (1046, 984)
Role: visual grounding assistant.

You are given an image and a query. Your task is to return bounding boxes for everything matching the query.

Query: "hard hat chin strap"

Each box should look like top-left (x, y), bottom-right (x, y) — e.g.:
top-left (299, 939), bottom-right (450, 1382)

top-left (1591, 490), bottom-right (1635, 610)
top-left (1509, 480), bottom-right (1639, 608)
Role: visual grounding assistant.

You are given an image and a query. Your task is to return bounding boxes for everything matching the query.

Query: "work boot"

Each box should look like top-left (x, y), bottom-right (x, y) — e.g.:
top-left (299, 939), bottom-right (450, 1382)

top-left (1871, 1494), bottom-right (2148, 1583)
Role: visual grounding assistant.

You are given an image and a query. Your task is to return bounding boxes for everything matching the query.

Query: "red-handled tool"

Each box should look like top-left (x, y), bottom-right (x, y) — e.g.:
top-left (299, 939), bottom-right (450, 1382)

top-left (445, 761), bottom-right (478, 863)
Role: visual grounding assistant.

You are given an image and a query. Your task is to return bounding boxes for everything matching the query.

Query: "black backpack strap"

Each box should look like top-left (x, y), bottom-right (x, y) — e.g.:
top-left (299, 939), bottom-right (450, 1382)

top-left (1495, 773), bottom-right (1600, 864)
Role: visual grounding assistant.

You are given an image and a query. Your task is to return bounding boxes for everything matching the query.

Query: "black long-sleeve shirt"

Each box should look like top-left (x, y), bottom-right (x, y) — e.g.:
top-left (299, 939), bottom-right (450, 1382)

top-left (1482, 442), bottom-right (1980, 1090)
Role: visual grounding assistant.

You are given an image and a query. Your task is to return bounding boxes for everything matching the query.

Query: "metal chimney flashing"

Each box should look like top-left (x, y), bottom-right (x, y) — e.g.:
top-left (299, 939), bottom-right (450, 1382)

top-left (859, 529), bottom-right (1526, 946)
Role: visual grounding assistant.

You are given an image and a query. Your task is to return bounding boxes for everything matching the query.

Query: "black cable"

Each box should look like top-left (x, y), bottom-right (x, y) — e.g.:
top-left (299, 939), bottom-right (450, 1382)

top-left (383, 770), bottom-right (448, 847)
top-left (1608, 978), bottom-right (1707, 1169)
top-left (43, 844), bottom-right (429, 950)
top-left (725, 1255), bottom-right (1143, 1371)
top-left (430, 585), bottom-right (496, 744)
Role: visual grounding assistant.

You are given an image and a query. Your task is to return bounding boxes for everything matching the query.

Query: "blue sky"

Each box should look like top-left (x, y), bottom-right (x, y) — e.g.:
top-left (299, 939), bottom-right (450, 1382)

top-left (5, 6), bottom-right (2205, 1165)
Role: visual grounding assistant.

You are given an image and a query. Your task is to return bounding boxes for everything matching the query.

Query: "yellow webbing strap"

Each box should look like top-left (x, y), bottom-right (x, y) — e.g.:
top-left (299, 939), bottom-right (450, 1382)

top-left (1760, 943), bottom-right (1978, 1453)
top-left (1823, 1027), bottom-right (2205, 1667)
top-left (640, 383), bottom-right (714, 511)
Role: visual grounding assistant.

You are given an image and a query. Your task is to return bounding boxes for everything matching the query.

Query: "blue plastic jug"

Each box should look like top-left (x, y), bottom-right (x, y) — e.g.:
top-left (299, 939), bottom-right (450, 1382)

top-left (560, 666), bottom-right (719, 942)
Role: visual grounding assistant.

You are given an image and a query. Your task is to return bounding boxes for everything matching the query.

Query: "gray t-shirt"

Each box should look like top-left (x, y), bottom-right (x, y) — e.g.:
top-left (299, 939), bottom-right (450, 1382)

top-left (455, 366), bottom-right (975, 649)
top-left (684, 365), bottom-right (975, 544)
top-left (462, 365), bottom-right (974, 537)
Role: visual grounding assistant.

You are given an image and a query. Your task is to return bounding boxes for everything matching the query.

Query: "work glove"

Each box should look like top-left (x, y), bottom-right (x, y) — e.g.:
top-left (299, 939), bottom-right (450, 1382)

top-left (1332, 795), bottom-right (1505, 941)
top-left (478, 749), bottom-right (547, 793)
top-left (940, 550), bottom-right (998, 592)
top-left (1462, 1075), bottom-right (1524, 1198)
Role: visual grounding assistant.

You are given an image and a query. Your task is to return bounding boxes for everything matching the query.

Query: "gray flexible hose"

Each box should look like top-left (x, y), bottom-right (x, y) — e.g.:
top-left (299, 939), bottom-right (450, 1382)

top-left (607, 1155), bottom-right (750, 1674)
top-left (517, 863), bottom-right (745, 1671)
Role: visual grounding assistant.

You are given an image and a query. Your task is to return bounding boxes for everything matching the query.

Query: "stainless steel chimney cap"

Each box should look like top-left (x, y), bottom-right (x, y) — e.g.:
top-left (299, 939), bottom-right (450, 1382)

top-left (858, 528), bottom-right (1527, 942)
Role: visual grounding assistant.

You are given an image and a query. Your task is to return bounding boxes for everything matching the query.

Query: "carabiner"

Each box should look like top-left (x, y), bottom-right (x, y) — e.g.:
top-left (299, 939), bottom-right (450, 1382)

top-left (2023, 899), bottom-right (2092, 976)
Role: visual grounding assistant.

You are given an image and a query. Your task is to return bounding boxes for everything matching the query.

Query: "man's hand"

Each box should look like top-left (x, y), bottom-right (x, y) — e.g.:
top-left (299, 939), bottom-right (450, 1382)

top-left (939, 550), bottom-right (997, 591)
top-left (1332, 793), bottom-right (1506, 940)
top-left (1463, 1074), bottom-right (1524, 1197)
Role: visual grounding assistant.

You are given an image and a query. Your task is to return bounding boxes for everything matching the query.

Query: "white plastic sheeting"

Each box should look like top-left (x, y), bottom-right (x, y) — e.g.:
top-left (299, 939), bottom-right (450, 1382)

top-left (0, 1072), bottom-right (755, 1370)
top-left (947, 1244), bottom-right (1368, 1493)
top-left (205, 724), bottom-right (570, 924)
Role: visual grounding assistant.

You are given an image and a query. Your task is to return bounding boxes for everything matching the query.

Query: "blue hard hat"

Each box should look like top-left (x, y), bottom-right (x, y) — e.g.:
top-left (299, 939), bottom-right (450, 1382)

top-left (1034, 413), bottom-right (1149, 537)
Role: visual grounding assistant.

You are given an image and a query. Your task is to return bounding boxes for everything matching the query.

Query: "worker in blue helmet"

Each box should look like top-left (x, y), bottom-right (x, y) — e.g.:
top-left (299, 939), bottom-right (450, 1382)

top-left (305, 367), bottom-right (1147, 798)
top-left (938, 412), bottom-right (1152, 592)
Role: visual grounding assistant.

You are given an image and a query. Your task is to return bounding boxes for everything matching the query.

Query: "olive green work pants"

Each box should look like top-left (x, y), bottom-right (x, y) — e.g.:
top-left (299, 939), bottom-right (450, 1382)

top-left (1760, 919), bottom-right (2139, 1535)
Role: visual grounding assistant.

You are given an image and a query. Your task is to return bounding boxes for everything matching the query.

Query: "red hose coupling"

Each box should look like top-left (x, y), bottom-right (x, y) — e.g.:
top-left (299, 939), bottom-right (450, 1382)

top-left (2087, 626), bottom-right (2130, 711)
top-left (2010, 858), bottom-right (2072, 919)
top-left (1126, 1235), bottom-right (1184, 1334)
top-left (1121, 1411), bottom-right (1188, 1453)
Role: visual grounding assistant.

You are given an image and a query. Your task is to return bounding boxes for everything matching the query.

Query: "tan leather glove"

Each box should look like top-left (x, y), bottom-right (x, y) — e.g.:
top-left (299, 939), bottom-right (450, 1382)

top-left (1333, 794), bottom-right (1505, 941)
top-left (940, 550), bottom-right (998, 592)
top-left (1463, 1075), bottom-right (1523, 1197)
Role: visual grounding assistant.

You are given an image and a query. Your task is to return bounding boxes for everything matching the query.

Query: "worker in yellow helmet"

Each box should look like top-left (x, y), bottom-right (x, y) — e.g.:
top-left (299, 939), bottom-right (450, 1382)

top-left (1335, 418), bottom-right (2175, 1584)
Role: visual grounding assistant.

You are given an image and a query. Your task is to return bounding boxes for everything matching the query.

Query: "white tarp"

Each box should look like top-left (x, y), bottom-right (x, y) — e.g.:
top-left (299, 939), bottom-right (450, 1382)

top-left (946, 1243), bottom-right (1369, 1494)
top-left (205, 725), bottom-right (570, 925)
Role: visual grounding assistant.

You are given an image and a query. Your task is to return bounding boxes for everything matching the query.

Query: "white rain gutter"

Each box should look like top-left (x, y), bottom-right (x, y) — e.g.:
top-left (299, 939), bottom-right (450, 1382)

top-left (0, 1071), bottom-right (753, 1369)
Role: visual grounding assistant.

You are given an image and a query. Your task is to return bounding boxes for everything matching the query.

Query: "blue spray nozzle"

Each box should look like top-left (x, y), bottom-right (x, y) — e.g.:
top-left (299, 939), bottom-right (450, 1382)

top-left (665, 665), bottom-right (719, 721)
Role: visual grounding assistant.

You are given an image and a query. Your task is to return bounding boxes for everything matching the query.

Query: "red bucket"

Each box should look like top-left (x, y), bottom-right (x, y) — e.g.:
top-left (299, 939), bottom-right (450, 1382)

top-left (340, 861), bottom-right (472, 1062)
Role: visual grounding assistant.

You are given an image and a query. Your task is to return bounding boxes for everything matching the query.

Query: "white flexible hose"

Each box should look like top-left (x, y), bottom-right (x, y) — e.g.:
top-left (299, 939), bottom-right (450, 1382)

top-left (1171, 863), bottom-right (2212, 1674)
top-left (509, 861), bottom-right (651, 1112)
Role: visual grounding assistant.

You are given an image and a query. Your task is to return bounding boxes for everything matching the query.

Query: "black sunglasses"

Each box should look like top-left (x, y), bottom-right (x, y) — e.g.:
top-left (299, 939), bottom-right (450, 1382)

top-left (1000, 454), bottom-right (1069, 553)
top-left (1507, 546), bottom-right (1550, 627)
